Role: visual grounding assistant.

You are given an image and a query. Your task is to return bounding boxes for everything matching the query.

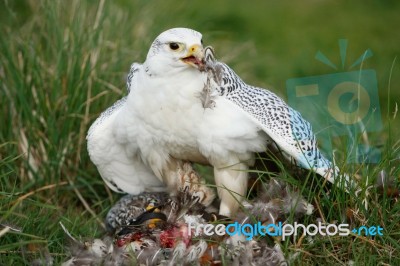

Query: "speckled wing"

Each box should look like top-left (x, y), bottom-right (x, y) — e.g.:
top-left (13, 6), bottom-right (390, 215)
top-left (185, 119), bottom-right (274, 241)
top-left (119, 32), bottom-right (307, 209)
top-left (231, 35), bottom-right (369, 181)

top-left (87, 61), bottom-right (140, 139)
top-left (208, 61), bottom-right (340, 183)
top-left (87, 62), bottom-right (166, 195)
top-left (126, 62), bottom-right (141, 93)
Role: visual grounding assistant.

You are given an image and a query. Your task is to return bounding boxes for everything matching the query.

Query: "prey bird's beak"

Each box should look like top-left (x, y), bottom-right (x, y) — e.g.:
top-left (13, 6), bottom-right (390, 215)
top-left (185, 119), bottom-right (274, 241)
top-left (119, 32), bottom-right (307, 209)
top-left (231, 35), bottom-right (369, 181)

top-left (181, 44), bottom-right (205, 70)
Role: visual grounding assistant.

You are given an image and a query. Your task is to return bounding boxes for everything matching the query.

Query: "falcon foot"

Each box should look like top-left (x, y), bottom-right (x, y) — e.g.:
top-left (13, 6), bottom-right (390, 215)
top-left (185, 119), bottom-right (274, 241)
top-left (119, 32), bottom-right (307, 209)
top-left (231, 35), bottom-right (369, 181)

top-left (177, 162), bottom-right (216, 207)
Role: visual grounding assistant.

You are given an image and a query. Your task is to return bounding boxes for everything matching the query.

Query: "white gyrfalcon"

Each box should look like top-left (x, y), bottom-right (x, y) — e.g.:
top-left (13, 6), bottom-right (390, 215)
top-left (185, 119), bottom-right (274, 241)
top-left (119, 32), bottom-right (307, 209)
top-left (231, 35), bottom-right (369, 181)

top-left (87, 28), bottom-right (350, 216)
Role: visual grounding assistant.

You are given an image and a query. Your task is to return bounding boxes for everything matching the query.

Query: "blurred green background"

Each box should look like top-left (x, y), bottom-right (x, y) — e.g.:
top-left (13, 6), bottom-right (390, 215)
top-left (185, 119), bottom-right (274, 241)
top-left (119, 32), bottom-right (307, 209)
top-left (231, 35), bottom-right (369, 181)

top-left (1, 0), bottom-right (399, 264)
top-left (2, 0), bottom-right (399, 100)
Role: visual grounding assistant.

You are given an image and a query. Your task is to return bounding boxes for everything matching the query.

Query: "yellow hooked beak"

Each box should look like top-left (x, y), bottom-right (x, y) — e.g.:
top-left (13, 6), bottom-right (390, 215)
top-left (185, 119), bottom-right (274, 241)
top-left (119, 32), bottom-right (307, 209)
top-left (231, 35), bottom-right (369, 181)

top-left (181, 44), bottom-right (205, 69)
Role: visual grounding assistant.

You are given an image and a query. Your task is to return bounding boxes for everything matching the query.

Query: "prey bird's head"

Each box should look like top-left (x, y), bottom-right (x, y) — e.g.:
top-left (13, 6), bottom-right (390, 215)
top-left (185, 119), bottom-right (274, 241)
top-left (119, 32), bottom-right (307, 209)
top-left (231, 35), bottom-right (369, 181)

top-left (146, 28), bottom-right (205, 73)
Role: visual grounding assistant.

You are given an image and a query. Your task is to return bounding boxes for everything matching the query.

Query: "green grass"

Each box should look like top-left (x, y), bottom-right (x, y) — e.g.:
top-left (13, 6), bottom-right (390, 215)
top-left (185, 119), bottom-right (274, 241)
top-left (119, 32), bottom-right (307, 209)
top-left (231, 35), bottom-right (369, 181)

top-left (1, 0), bottom-right (399, 264)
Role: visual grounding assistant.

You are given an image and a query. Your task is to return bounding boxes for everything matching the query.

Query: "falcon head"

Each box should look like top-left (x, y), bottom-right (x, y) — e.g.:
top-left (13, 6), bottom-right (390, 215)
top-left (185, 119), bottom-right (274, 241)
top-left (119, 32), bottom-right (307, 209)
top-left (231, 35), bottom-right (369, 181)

top-left (146, 28), bottom-right (205, 72)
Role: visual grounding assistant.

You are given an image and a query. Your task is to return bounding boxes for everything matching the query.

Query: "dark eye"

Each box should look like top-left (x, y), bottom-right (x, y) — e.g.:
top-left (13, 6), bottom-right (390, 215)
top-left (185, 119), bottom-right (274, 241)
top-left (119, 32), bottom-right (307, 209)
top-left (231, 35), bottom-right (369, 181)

top-left (201, 39), bottom-right (204, 45)
top-left (169, 43), bottom-right (180, 50)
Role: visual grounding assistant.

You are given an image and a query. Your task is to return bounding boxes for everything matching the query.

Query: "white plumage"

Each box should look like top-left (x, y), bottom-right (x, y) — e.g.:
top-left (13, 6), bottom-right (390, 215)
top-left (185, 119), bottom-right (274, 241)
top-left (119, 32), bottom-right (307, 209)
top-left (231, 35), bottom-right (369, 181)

top-left (87, 28), bottom-right (349, 216)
